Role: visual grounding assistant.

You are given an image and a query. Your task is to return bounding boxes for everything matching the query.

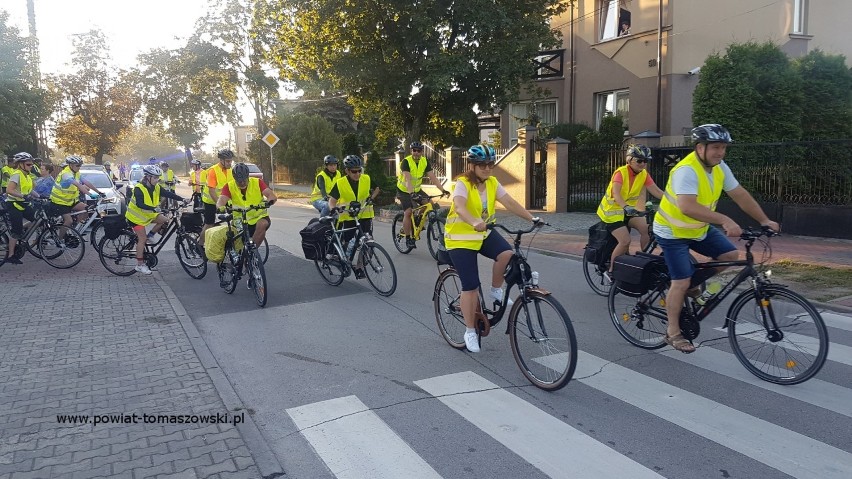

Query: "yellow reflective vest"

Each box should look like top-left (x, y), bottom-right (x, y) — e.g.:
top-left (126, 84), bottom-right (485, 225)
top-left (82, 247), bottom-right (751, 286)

top-left (597, 165), bottom-right (647, 223)
top-left (311, 169), bottom-right (341, 202)
top-left (203, 164), bottom-right (233, 205)
top-left (396, 155), bottom-right (428, 193)
top-left (224, 178), bottom-right (268, 226)
top-left (1, 165), bottom-right (14, 189)
top-left (444, 176), bottom-right (498, 250)
top-left (50, 166), bottom-right (81, 206)
top-left (6, 170), bottom-right (33, 211)
top-left (655, 152), bottom-right (725, 239)
top-left (125, 183), bottom-right (161, 226)
top-left (335, 175), bottom-right (374, 222)
top-left (190, 169), bottom-right (204, 194)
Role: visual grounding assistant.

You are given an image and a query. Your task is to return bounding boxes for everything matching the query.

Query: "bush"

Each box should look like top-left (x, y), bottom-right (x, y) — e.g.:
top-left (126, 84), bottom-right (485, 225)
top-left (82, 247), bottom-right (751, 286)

top-left (541, 122), bottom-right (593, 144)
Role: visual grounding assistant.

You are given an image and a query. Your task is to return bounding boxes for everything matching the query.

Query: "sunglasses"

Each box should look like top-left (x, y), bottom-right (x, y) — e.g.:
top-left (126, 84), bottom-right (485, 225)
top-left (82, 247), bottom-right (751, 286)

top-left (349, 169), bottom-right (363, 174)
top-left (411, 148), bottom-right (423, 152)
top-left (24, 163), bottom-right (34, 168)
top-left (476, 162), bottom-right (496, 169)
top-left (632, 158), bottom-right (648, 164)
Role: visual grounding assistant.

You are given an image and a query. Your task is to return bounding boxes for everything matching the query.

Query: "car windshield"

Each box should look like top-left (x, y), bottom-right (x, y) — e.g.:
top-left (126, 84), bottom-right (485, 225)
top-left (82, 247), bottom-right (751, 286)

top-left (247, 164), bottom-right (261, 173)
top-left (129, 169), bottom-right (143, 181)
top-left (79, 172), bottom-right (114, 189)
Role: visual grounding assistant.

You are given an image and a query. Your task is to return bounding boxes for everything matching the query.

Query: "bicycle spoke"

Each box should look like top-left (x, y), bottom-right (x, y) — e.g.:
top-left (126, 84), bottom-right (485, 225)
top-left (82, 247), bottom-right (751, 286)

top-left (510, 293), bottom-right (577, 390)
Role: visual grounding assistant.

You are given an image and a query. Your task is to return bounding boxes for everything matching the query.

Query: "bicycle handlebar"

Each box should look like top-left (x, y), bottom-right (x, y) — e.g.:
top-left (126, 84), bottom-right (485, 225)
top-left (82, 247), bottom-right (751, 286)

top-left (487, 219), bottom-right (549, 236)
top-left (740, 226), bottom-right (779, 241)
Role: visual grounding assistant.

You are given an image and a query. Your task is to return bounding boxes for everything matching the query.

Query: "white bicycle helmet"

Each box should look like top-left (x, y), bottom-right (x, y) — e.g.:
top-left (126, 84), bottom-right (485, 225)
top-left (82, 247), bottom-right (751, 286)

top-left (142, 165), bottom-right (163, 177)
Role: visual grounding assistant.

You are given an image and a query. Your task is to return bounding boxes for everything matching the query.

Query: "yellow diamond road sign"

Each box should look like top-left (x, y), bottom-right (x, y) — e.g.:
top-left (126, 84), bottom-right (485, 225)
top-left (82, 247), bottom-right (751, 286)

top-left (262, 131), bottom-right (280, 148)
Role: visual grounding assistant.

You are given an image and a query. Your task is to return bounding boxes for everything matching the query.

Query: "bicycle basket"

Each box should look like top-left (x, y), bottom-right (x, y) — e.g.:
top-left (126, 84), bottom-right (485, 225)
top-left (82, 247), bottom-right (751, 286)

top-left (611, 253), bottom-right (667, 297)
top-left (102, 215), bottom-right (127, 240)
top-left (180, 212), bottom-right (203, 233)
top-left (299, 218), bottom-right (332, 260)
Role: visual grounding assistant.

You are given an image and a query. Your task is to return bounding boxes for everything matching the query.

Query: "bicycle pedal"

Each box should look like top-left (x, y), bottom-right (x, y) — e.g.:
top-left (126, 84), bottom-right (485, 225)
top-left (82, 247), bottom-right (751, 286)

top-left (475, 312), bottom-right (490, 337)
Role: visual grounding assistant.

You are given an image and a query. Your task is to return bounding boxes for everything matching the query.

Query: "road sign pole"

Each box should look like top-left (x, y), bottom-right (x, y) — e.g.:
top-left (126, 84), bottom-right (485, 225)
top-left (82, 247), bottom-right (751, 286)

top-left (261, 130), bottom-right (281, 191)
top-left (270, 145), bottom-right (275, 191)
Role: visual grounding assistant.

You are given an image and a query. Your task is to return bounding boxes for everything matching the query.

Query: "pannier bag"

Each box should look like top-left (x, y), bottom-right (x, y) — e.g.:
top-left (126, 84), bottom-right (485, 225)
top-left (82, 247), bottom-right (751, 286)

top-left (180, 212), bottom-right (203, 233)
top-left (611, 253), bottom-right (667, 297)
top-left (102, 215), bottom-right (128, 240)
top-left (585, 221), bottom-right (616, 266)
top-left (300, 218), bottom-right (332, 260)
top-left (203, 224), bottom-right (241, 263)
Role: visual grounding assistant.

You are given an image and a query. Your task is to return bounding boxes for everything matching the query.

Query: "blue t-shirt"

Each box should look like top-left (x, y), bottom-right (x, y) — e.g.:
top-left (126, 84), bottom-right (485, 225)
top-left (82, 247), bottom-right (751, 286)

top-left (34, 177), bottom-right (56, 197)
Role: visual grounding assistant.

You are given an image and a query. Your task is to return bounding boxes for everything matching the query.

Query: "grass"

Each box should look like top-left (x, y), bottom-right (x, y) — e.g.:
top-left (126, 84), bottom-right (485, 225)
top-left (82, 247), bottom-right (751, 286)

top-left (274, 189), bottom-right (310, 199)
top-left (763, 259), bottom-right (852, 302)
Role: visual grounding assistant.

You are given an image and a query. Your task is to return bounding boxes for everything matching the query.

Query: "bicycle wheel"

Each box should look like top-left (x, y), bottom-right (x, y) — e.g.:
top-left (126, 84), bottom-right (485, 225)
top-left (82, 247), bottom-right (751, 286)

top-left (98, 231), bottom-right (138, 276)
top-left (247, 249), bottom-right (268, 307)
top-left (175, 234), bottom-right (207, 279)
top-left (89, 219), bottom-right (104, 253)
top-left (582, 254), bottom-right (611, 296)
top-left (434, 268), bottom-right (466, 349)
top-left (217, 250), bottom-right (239, 294)
top-left (24, 223), bottom-right (48, 259)
top-left (0, 227), bottom-right (8, 267)
top-left (727, 285), bottom-right (829, 385)
top-left (391, 212), bottom-right (413, 254)
top-left (509, 291), bottom-right (578, 391)
top-left (426, 217), bottom-right (445, 261)
top-left (259, 237), bottom-right (269, 264)
top-left (37, 226), bottom-right (85, 269)
top-left (361, 242), bottom-right (397, 296)
top-left (608, 283), bottom-right (668, 349)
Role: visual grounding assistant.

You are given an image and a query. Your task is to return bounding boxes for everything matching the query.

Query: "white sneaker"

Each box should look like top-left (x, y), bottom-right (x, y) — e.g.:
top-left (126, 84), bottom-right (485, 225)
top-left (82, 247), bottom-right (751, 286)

top-left (491, 287), bottom-right (514, 308)
top-left (135, 264), bottom-right (153, 275)
top-left (464, 330), bottom-right (480, 353)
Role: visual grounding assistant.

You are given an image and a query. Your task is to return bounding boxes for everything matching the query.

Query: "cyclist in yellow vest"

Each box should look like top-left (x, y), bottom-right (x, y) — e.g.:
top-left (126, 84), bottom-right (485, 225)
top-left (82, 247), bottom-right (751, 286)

top-left (444, 145), bottom-right (539, 353)
top-left (310, 155), bottom-right (341, 217)
top-left (397, 141), bottom-right (449, 248)
top-left (125, 165), bottom-right (185, 275)
top-left (216, 162), bottom-right (277, 247)
top-left (597, 144), bottom-right (664, 275)
top-left (50, 156), bottom-right (106, 234)
top-left (654, 124), bottom-right (779, 353)
top-left (188, 159), bottom-right (205, 210)
top-left (328, 155), bottom-right (380, 276)
top-left (200, 149), bottom-right (235, 245)
top-left (3, 153), bottom-right (40, 264)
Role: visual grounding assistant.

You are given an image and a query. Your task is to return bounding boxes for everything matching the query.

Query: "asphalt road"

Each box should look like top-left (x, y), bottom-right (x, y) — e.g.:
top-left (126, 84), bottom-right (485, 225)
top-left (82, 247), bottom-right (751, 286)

top-left (156, 200), bottom-right (852, 479)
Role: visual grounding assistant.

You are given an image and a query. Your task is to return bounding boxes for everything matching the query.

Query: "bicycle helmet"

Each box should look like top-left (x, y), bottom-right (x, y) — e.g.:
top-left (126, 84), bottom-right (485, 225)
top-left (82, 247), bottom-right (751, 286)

top-left (103, 161), bottom-right (111, 167)
top-left (409, 141), bottom-right (423, 150)
top-left (217, 149), bottom-right (234, 160)
top-left (342, 154), bottom-right (363, 169)
top-left (65, 155), bottom-right (83, 166)
top-left (691, 124), bottom-right (733, 144)
top-left (323, 155), bottom-right (338, 165)
top-left (466, 145), bottom-right (495, 163)
top-left (190, 159), bottom-right (201, 166)
top-left (160, 161), bottom-right (170, 169)
top-left (626, 144), bottom-right (652, 160)
top-left (12, 152), bottom-right (33, 163)
top-left (232, 162), bottom-right (250, 181)
top-left (147, 156), bottom-right (159, 165)
top-left (142, 165), bottom-right (162, 177)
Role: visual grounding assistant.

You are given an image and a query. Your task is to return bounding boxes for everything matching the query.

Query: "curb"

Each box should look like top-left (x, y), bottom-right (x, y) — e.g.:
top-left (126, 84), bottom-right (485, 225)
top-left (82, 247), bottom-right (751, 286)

top-left (153, 273), bottom-right (286, 479)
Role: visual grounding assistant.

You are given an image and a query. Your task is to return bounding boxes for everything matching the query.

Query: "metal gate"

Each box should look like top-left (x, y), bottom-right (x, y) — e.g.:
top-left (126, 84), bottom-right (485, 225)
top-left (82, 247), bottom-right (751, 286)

top-left (532, 140), bottom-right (547, 209)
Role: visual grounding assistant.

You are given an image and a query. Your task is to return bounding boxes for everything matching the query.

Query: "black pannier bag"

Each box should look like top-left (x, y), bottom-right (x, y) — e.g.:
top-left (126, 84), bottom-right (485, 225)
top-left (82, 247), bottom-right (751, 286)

top-left (584, 221), bottom-right (616, 265)
top-left (300, 218), bottom-right (332, 260)
top-left (611, 253), bottom-right (667, 297)
top-left (102, 215), bottom-right (128, 240)
top-left (180, 212), bottom-right (203, 233)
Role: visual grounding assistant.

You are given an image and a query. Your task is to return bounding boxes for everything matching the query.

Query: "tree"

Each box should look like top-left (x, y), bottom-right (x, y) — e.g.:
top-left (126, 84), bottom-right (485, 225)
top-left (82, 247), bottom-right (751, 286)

top-left (112, 124), bottom-right (183, 164)
top-left (692, 42), bottom-right (803, 142)
top-left (0, 11), bottom-right (50, 156)
top-left (137, 38), bottom-right (240, 171)
top-left (259, 0), bottom-right (566, 145)
top-left (792, 50), bottom-right (852, 139)
top-left (274, 113), bottom-right (341, 183)
top-left (51, 29), bottom-right (141, 164)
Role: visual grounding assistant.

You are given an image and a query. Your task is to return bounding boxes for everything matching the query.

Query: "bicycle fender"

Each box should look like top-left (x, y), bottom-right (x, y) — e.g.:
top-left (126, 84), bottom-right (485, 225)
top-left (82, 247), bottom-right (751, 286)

top-left (526, 287), bottom-right (551, 296)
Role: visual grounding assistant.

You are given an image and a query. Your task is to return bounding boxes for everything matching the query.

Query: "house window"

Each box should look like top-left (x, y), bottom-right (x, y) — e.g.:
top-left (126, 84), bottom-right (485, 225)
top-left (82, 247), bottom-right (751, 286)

top-left (508, 101), bottom-right (558, 144)
top-left (245, 133), bottom-right (253, 143)
top-left (600, 1), bottom-right (631, 41)
top-left (792, 0), bottom-right (807, 34)
top-left (594, 90), bottom-right (629, 130)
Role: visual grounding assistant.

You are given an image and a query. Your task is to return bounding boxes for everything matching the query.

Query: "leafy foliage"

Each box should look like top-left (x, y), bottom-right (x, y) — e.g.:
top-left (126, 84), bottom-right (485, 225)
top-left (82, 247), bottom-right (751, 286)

top-left (792, 50), bottom-right (852, 139)
top-left (274, 113), bottom-right (342, 183)
top-left (112, 125), bottom-right (183, 164)
top-left (258, 0), bottom-right (566, 145)
top-left (541, 122), bottom-right (593, 144)
top-left (575, 115), bottom-right (624, 146)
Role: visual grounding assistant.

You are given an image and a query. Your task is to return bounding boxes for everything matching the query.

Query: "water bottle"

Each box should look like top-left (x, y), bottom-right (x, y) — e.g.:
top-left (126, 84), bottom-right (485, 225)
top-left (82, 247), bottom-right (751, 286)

top-left (346, 237), bottom-right (356, 258)
top-left (531, 271), bottom-right (539, 287)
top-left (695, 280), bottom-right (722, 305)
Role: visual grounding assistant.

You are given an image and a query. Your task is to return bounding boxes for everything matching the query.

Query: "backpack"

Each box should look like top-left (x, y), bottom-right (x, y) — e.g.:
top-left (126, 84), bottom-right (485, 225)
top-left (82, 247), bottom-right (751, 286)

top-left (300, 218), bottom-right (332, 260)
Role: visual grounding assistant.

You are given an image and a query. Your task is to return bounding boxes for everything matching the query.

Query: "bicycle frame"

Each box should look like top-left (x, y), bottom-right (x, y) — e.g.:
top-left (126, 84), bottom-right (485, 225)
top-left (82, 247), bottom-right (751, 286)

top-left (409, 200), bottom-right (437, 240)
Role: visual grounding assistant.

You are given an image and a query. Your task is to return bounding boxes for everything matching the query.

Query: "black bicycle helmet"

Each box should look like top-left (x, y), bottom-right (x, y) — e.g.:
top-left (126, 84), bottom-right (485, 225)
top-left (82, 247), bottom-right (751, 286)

top-left (409, 141), bottom-right (423, 150)
top-left (626, 144), bottom-right (652, 160)
top-left (190, 159), bottom-right (201, 166)
top-left (466, 145), bottom-right (495, 163)
top-left (691, 124), bottom-right (733, 144)
top-left (342, 155), bottom-right (363, 169)
top-left (323, 155), bottom-right (338, 165)
top-left (160, 161), bottom-right (170, 169)
top-left (232, 162), bottom-right (250, 181)
top-left (217, 149), bottom-right (235, 160)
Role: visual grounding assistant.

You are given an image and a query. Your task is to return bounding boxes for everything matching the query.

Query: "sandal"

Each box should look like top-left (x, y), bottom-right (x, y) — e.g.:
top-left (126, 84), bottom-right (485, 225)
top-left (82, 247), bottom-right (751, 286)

top-left (665, 333), bottom-right (695, 354)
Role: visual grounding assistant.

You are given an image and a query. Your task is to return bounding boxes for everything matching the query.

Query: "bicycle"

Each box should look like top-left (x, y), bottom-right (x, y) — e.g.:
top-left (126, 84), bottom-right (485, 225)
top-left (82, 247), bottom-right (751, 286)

top-left (391, 192), bottom-right (448, 260)
top-left (433, 221), bottom-right (578, 391)
top-left (583, 203), bottom-right (658, 296)
top-left (607, 227), bottom-right (828, 385)
top-left (313, 200), bottom-right (398, 296)
top-left (160, 180), bottom-right (180, 210)
top-left (0, 198), bottom-right (86, 269)
top-left (96, 201), bottom-right (206, 279)
top-left (214, 203), bottom-right (271, 307)
top-left (67, 195), bottom-right (122, 254)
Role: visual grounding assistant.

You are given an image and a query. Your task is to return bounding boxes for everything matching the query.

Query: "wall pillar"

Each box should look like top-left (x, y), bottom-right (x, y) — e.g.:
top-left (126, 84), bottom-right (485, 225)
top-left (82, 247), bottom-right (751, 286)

top-left (547, 138), bottom-right (571, 212)
top-left (444, 146), bottom-right (464, 184)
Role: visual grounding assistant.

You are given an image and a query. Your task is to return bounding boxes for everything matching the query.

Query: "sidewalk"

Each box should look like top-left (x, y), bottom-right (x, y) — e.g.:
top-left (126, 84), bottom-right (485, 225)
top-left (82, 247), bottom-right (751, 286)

top-left (0, 256), bottom-right (282, 478)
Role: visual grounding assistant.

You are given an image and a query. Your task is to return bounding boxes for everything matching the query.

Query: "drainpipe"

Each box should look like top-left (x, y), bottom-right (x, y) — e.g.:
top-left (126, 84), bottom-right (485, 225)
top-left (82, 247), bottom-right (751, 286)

top-left (655, 0), bottom-right (663, 133)
top-left (569, 3), bottom-right (576, 124)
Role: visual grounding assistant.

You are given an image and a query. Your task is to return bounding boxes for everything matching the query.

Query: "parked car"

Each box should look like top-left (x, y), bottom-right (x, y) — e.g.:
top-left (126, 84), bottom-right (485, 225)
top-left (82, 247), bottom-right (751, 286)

top-left (124, 166), bottom-right (144, 205)
top-left (78, 169), bottom-right (125, 214)
top-left (245, 163), bottom-right (264, 181)
top-left (80, 164), bottom-right (106, 172)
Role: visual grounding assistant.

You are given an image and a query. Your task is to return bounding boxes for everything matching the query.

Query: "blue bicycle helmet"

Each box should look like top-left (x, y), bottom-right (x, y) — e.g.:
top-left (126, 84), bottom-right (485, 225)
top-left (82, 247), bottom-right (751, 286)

top-left (466, 145), bottom-right (495, 163)
top-left (409, 141), bottom-right (423, 150)
top-left (323, 155), bottom-right (338, 165)
top-left (342, 155), bottom-right (363, 169)
top-left (626, 144), bottom-right (652, 160)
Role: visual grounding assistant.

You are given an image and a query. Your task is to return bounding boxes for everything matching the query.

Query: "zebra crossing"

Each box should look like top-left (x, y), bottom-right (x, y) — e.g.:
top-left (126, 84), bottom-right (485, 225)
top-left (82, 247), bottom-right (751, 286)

top-left (284, 310), bottom-right (852, 479)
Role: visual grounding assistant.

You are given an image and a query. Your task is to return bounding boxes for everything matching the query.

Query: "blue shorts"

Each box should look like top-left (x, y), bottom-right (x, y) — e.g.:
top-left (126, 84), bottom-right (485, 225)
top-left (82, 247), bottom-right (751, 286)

top-left (447, 230), bottom-right (512, 291)
top-left (656, 227), bottom-right (737, 280)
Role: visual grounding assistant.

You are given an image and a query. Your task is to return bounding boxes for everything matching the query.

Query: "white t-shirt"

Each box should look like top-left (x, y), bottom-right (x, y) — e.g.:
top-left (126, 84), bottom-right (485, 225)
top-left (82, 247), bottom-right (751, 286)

top-left (453, 179), bottom-right (507, 219)
top-left (653, 161), bottom-right (739, 240)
